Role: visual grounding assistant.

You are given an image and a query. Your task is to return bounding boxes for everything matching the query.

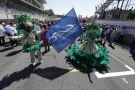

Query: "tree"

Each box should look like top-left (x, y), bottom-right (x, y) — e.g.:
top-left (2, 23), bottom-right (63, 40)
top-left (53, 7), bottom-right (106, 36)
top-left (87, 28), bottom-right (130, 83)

top-left (44, 10), bottom-right (49, 15)
top-left (48, 9), bottom-right (54, 16)
top-left (44, 9), bottom-right (54, 16)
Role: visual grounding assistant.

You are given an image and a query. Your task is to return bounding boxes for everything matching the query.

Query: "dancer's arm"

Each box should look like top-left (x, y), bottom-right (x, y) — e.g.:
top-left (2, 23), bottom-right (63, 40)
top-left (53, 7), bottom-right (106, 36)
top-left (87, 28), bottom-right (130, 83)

top-left (34, 29), bottom-right (46, 36)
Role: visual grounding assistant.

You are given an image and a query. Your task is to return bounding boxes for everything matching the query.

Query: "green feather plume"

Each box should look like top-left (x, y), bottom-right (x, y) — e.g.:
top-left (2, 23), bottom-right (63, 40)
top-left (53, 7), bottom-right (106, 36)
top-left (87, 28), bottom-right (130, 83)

top-left (86, 24), bottom-right (99, 31)
top-left (16, 15), bottom-right (37, 34)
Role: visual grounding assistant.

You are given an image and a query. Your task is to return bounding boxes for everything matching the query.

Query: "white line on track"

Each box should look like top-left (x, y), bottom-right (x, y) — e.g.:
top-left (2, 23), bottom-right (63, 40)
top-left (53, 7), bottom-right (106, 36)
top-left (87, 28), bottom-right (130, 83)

top-left (92, 53), bottom-right (135, 78)
top-left (109, 54), bottom-right (125, 65)
top-left (109, 54), bottom-right (134, 71)
top-left (92, 68), bottom-right (135, 78)
top-left (122, 78), bottom-right (129, 83)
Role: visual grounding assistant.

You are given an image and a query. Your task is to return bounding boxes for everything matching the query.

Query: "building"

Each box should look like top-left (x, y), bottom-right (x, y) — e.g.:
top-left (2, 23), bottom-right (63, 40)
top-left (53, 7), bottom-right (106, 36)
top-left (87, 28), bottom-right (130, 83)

top-left (0, 0), bottom-right (48, 23)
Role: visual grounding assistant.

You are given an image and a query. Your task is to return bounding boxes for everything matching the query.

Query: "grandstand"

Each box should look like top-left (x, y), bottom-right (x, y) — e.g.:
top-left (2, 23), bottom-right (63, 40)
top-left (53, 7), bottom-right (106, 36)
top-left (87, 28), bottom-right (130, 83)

top-left (0, 0), bottom-right (48, 23)
top-left (95, 0), bottom-right (135, 45)
top-left (95, 0), bottom-right (135, 20)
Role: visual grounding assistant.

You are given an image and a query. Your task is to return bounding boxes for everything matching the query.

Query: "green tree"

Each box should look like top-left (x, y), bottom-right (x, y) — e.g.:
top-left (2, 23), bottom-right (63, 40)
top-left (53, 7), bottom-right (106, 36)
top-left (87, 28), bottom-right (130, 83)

top-left (48, 9), bottom-right (54, 16)
top-left (44, 9), bottom-right (54, 16)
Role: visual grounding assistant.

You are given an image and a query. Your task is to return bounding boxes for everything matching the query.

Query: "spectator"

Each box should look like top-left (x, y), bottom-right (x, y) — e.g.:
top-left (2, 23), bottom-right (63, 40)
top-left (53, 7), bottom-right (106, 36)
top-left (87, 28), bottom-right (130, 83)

top-left (118, 26), bottom-right (126, 44)
top-left (0, 23), bottom-right (6, 46)
top-left (34, 23), bottom-right (41, 41)
top-left (4, 24), bottom-right (10, 35)
top-left (106, 27), bottom-right (112, 42)
top-left (99, 25), bottom-right (103, 35)
top-left (100, 25), bottom-right (107, 47)
top-left (130, 35), bottom-right (135, 60)
top-left (109, 27), bottom-right (118, 46)
top-left (0, 22), bottom-right (4, 28)
top-left (8, 22), bottom-right (18, 48)
top-left (41, 24), bottom-right (50, 53)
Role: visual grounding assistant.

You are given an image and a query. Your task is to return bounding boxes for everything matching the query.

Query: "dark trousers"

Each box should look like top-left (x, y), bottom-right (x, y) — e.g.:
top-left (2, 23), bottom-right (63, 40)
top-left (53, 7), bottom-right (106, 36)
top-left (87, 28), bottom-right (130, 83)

top-left (130, 39), bottom-right (135, 58)
top-left (0, 36), bottom-right (5, 46)
top-left (43, 41), bottom-right (50, 52)
top-left (106, 34), bottom-right (111, 42)
top-left (10, 39), bottom-right (18, 46)
top-left (118, 35), bottom-right (124, 43)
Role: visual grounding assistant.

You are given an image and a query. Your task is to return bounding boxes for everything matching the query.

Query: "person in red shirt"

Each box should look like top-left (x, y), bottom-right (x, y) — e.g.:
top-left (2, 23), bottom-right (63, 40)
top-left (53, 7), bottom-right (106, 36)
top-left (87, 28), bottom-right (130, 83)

top-left (41, 24), bottom-right (50, 53)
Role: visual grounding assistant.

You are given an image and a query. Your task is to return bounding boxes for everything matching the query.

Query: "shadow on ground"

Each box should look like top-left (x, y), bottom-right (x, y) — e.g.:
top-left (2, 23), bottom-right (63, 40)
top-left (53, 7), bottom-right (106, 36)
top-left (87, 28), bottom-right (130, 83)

top-left (65, 56), bottom-right (110, 83)
top-left (108, 44), bottom-right (115, 49)
top-left (6, 49), bottom-right (22, 57)
top-left (0, 64), bottom-right (40, 90)
top-left (0, 47), bottom-right (13, 52)
top-left (34, 66), bottom-right (69, 80)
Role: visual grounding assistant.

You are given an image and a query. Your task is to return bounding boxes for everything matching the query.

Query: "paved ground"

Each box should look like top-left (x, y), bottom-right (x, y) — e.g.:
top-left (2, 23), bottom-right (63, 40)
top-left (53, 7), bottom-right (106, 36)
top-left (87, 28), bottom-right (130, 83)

top-left (0, 39), bottom-right (135, 90)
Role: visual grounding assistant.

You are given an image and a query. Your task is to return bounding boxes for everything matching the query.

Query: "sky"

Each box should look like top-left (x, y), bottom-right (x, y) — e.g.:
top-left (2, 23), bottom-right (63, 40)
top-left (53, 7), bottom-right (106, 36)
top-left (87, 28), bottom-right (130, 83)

top-left (44, 0), bottom-right (103, 17)
top-left (43, 0), bottom-right (135, 18)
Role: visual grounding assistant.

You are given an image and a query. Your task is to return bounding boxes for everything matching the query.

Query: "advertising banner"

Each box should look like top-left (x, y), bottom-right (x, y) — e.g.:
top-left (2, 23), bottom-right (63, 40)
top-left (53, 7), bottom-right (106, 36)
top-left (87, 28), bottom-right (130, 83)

top-left (96, 20), bottom-right (135, 35)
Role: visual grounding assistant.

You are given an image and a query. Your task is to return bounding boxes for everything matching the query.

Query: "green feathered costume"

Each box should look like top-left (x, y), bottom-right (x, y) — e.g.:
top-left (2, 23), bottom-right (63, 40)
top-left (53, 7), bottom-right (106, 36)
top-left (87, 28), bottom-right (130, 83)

top-left (11, 15), bottom-right (45, 54)
top-left (66, 24), bottom-right (110, 67)
top-left (11, 15), bottom-right (45, 63)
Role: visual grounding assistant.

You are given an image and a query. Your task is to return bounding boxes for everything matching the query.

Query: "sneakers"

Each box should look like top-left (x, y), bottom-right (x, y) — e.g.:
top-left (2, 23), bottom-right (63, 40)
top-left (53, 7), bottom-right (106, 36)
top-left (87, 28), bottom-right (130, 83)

top-left (38, 60), bottom-right (43, 64)
top-left (31, 60), bottom-right (43, 66)
top-left (32, 62), bottom-right (36, 66)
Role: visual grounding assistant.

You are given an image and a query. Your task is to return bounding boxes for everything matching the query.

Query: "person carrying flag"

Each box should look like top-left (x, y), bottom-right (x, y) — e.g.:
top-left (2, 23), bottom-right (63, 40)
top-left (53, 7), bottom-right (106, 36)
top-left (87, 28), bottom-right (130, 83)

top-left (46, 8), bottom-right (110, 67)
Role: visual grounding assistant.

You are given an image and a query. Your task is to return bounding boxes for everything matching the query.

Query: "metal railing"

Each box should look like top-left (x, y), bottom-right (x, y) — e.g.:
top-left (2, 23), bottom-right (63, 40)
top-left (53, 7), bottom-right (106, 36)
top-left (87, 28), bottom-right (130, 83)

top-left (96, 0), bottom-right (135, 20)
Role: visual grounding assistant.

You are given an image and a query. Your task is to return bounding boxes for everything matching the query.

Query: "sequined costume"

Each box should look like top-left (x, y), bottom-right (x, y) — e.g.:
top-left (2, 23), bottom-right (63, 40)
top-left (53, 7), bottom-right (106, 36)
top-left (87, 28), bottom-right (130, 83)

top-left (10, 15), bottom-right (45, 64)
top-left (66, 24), bottom-right (110, 67)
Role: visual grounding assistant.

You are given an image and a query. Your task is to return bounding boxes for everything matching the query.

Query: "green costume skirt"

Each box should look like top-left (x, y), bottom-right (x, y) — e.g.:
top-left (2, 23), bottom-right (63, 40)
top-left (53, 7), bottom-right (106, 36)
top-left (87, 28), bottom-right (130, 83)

top-left (66, 43), bottom-right (110, 67)
top-left (22, 42), bottom-right (42, 54)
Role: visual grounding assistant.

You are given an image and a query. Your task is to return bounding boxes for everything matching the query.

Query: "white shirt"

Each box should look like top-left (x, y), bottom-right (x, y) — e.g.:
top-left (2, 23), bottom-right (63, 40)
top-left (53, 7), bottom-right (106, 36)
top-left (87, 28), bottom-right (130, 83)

top-left (0, 26), bottom-right (5, 37)
top-left (0, 24), bottom-right (4, 29)
top-left (34, 25), bottom-right (41, 31)
top-left (8, 26), bottom-right (17, 36)
top-left (4, 25), bottom-right (10, 33)
top-left (100, 28), bottom-right (103, 35)
top-left (106, 29), bottom-right (110, 34)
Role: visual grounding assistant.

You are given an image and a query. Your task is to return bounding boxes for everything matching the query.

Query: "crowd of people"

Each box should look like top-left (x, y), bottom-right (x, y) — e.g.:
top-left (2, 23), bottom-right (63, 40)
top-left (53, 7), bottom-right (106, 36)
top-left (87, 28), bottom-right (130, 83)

top-left (0, 18), bottom-right (57, 66)
top-left (80, 23), bottom-right (135, 60)
top-left (99, 24), bottom-right (118, 47)
top-left (81, 23), bottom-right (119, 47)
top-left (100, 24), bottom-right (135, 60)
top-left (0, 18), bottom-right (135, 65)
top-left (0, 20), bottom-right (55, 52)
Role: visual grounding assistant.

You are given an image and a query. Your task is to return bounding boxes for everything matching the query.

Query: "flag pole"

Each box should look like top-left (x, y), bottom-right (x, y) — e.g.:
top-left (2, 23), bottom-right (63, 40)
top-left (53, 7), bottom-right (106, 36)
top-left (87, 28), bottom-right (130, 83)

top-left (72, 5), bottom-right (74, 8)
top-left (92, 7), bottom-right (97, 24)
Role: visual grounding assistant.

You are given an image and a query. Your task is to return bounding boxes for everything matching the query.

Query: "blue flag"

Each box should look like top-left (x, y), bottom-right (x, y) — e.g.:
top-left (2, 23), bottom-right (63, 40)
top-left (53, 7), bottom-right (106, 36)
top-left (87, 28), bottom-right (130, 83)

top-left (46, 8), bottom-right (83, 53)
